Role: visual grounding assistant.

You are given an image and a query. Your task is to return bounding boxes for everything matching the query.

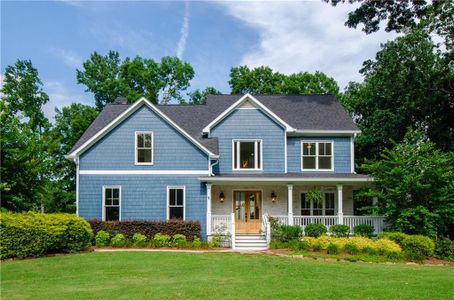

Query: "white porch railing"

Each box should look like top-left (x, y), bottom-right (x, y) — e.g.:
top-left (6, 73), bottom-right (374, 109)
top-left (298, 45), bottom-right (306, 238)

top-left (344, 216), bottom-right (386, 235)
top-left (294, 216), bottom-right (338, 231)
top-left (272, 215), bottom-right (386, 235)
top-left (211, 214), bottom-right (231, 235)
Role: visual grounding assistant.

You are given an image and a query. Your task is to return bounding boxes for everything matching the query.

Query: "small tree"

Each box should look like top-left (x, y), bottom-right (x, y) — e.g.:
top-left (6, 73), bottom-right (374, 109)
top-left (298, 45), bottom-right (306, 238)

top-left (362, 129), bottom-right (454, 238)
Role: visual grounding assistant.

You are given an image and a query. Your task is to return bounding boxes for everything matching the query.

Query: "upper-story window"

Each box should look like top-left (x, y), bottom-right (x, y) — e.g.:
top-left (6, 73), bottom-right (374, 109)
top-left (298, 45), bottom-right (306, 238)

top-left (135, 131), bottom-right (153, 165)
top-left (232, 139), bottom-right (262, 170)
top-left (301, 141), bottom-right (333, 171)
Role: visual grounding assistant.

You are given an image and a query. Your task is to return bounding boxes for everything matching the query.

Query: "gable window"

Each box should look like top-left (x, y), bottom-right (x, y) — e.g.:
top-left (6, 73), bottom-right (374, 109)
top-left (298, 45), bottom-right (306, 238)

top-left (135, 131), bottom-right (153, 165)
top-left (103, 186), bottom-right (121, 221)
top-left (301, 141), bottom-right (333, 171)
top-left (233, 140), bottom-right (262, 170)
top-left (167, 186), bottom-right (185, 220)
top-left (300, 192), bottom-right (336, 216)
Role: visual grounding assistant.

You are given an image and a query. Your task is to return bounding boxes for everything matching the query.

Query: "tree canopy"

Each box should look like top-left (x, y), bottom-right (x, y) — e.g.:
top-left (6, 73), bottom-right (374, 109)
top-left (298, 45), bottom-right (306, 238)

top-left (76, 51), bottom-right (195, 110)
top-left (229, 66), bottom-right (340, 96)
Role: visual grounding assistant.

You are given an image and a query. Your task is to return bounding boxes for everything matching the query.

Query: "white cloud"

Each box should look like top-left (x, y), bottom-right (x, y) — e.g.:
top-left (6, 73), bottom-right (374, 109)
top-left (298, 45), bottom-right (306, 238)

top-left (177, 1), bottom-right (190, 59)
top-left (48, 47), bottom-right (83, 68)
top-left (218, 1), bottom-right (396, 89)
top-left (42, 80), bottom-right (91, 121)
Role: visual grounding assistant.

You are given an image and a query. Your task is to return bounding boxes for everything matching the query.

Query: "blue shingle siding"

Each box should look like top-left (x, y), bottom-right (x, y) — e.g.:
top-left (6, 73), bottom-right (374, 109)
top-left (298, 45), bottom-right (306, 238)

top-left (210, 108), bottom-right (286, 174)
top-left (287, 136), bottom-right (352, 173)
top-left (79, 106), bottom-right (208, 170)
top-left (79, 175), bottom-right (208, 237)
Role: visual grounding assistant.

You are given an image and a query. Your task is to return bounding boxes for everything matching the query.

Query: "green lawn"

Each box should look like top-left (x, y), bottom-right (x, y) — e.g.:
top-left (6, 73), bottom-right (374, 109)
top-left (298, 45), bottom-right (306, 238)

top-left (2, 252), bottom-right (453, 300)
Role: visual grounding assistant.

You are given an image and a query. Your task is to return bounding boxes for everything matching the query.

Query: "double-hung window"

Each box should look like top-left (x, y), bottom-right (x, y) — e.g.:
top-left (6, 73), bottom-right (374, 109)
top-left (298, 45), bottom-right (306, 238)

top-left (103, 186), bottom-right (121, 221)
top-left (167, 186), bottom-right (185, 220)
top-left (300, 192), bottom-right (336, 216)
top-left (301, 141), bottom-right (333, 171)
top-left (135, 131), bottom-right (153, 165)
top-left (233, 139), bottom-right (262, 170)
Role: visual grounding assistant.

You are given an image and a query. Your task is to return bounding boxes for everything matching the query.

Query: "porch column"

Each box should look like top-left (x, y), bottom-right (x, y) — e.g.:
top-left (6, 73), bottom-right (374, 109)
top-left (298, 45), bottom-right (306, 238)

top-left (288, 184), bottom-right (294, 225)
top-left (206, 184), bottom-right (212, 236)
top-left (337, 184), bottom-right (344, 224)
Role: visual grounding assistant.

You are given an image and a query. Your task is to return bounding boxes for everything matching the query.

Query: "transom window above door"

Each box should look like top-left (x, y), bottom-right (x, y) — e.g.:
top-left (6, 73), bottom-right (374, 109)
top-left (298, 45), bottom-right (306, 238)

top-left (135, 131), bottom-right (153, 165)
top-left (301, 141), bottom-right (333, 171)
top-left (232, 140), bottom-right (262, 170)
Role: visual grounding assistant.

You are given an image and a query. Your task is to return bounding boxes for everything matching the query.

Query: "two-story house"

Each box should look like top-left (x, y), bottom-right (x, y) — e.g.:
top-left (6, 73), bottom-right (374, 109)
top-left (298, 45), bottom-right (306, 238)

top-left (66, 94), bottom-right (385, 250)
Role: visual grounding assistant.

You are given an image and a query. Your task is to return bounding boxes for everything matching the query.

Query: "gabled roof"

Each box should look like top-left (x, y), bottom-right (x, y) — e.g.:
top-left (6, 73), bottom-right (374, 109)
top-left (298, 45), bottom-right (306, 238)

top-left (69, 94), bottom-right (359, 157)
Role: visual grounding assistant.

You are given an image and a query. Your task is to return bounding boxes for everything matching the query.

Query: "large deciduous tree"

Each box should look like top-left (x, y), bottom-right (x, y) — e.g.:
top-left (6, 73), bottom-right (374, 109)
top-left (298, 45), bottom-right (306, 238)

top-left (0, 60), bottom-right (55, 212)
top-left (361, 129), bottom-right (454, 238)
top-left (186, 87), bottom-right (221, 104)
top-left (229, 66), bottom-right (340, 96)
top-left (343, 30), bottom-right (454, 163)
top-left (76, 51), bottom-right (195, 110)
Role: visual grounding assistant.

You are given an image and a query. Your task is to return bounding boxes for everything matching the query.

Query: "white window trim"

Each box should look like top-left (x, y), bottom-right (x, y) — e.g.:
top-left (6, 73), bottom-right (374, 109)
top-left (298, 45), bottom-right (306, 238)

top-left (232, 139), bottom-right (263, 171)
top-left (301, 140), bottom-right (334, 172)
top-left (102, 185), bottom-right (122, 221)
top-left (300, 191), bottom-right (337, 216)
top-left (135, 131), bottom-right (154, 165)
top-left (166, 186), bottom-right (186, 220)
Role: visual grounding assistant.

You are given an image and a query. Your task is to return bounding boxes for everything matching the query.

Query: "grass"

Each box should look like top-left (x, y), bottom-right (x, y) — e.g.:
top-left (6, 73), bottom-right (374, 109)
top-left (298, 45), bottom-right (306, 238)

top-left (2, 252), bottom-right (453, 299)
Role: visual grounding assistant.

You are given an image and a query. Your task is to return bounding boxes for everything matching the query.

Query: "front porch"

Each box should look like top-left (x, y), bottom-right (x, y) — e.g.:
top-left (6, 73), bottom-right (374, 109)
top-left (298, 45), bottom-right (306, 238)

top-left (202, 177), bottom-right (385, 249)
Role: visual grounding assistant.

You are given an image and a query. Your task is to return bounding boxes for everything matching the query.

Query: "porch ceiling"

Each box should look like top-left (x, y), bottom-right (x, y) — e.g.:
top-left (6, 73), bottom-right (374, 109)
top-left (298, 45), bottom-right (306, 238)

top-left (199, 172), bottom-right (373, 185)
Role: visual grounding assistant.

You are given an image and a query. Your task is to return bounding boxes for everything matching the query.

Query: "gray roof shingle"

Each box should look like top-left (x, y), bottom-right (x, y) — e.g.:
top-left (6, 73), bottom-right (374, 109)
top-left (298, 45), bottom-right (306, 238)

top-left (71, 94), bottom-right (357, 155)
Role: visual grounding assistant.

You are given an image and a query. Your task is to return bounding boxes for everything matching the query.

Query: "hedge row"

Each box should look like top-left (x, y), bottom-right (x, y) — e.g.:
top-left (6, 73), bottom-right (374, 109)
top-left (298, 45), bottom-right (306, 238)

top-left (88, 220), bottom-right (201, 241)
top-left (0, 213), bottom-right (93, 259)
top-left (377, 232), bottom-right (435, 261)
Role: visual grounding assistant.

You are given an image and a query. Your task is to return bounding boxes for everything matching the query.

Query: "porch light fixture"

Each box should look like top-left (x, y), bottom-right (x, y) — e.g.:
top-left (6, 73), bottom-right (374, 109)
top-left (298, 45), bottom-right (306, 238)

top-left (271, 191), bottom-right (277, 203)
top-left (219, 192), bottom-right (225, 203)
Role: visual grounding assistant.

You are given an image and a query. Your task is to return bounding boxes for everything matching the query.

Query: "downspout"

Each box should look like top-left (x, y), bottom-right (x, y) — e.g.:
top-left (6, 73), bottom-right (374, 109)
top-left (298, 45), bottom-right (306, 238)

top-left (210, 159), bottom-right (219, 176)
top-left (74, 157), bottom-right (80, 216)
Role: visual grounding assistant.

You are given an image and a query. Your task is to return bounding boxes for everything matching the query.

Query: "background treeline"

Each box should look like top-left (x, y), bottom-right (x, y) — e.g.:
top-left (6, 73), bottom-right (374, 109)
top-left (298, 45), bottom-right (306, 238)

top-left (1, 1), bottom-right (453, 238)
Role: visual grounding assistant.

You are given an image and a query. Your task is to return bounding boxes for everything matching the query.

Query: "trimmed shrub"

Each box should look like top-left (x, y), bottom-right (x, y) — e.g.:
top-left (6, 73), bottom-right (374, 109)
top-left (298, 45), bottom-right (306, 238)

top-left (152, 233), bottom-right (171, 247)
top-left (88, 220), bottom-right (200, 241)
top-left (402, 235), bottom-right (435, 261)
top-left (344, 242), bottom-right (360, 255)
top-left (349, 237), bottom-right (377, 252)
top-left (132, 233), bottom-right (147, 246)
top-left (95, 230), bottom-right (110, 246)
top-left (0, 212), bottom-right (93, 259)
top-left (330, 224), bottom-right (350, 237)
top-left (191, 236), bottom-right (202, 248)
top-left (327, 243), bottom-right (340, 255)
top-left (375, 238), bottom-right (402, 259)
top-left (172, 234), bottom-right (187, 247)
top-left (377, 232), bottom-right (409, 247)
top-left (304, 224), bottom-right (327, 238)
top-left (435, 238), bottom-right (454, 261)
top-left (272, 225), bottom-right (302, 242)
top-left (353, 224), bottom-right (374, 238)
top-left (111, 234), bottom-right (127, 247)
top-left (209, 236), bottom-right (221, 248)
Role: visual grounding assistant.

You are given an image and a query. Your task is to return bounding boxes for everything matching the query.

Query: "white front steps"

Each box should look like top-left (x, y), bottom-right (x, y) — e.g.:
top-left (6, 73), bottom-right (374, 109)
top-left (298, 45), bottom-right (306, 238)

top-left (234, 234), bottom-right (267, 250)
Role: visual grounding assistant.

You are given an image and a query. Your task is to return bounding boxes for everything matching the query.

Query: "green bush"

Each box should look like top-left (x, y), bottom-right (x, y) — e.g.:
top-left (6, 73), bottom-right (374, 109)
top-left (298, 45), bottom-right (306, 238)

top-left (110, 234), bottom-right (127, 247)
top-left (288, 240), bottom-right (309, 251)
top-left (132, 233), bottom-right (147, 246)
top-left (327, 243), bottom-right (340, 254)
top-left (353, 224), bottom-right (374, 238)
top-left (0, 212), bottom-right (93, 259)
top-left (377, 232), bottom-right (409, 247)
top-left (191, 236), bottom-right (202, 248)
top-left (345, 242), bottom-right (360, 255)
top-left (209, 236), bottom-right (221, 248)
top-left (95, 230), bottom-right (110, 246)
top-left (435, 238), bottom-right (454, 261)
top-left (402, 235), bottom-right (435, 261)
top-left (269, 241), bottom-right (288, 249)
top-left (172, 234), bottom-right (187, 247)
top-left (330, 225), bottom-right (350, 237)
top-left (304, 224), bottom-right (327, 238)
top-left (272, 225), bottom-right (302, 242)
top-left (152, 233), bottom-right (171, 247)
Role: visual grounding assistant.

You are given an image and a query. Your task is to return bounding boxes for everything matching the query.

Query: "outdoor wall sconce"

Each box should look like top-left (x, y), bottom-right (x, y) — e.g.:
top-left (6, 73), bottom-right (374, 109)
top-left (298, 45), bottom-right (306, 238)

top-left (219, 192), bottom-right (225, 203)
top-left (271, 191), bottom-right (277, 203)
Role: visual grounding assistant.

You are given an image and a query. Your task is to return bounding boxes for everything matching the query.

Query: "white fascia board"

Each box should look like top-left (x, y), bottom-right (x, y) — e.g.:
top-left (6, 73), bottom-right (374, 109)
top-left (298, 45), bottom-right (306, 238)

top-left (81, 170), bottom-right (210, 175)
top-left (198, 176), bottom-right (373, 183)
top-left (288, 129), bottom-right (361, 136)
top-left (202, 93), bottom-right (294, 134)
top-left (66, 97), bottom-right (217, 159)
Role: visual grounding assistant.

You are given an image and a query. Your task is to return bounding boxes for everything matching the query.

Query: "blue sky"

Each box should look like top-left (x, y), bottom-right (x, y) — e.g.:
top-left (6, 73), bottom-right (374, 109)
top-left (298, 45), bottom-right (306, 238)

top-left (1, 1), bottom-right (394, 119)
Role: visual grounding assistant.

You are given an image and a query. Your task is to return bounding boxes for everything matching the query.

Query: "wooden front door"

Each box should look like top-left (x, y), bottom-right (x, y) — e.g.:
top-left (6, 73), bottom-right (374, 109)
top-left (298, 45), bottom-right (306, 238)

top-left (234, 191), bottom-right (262, 233)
